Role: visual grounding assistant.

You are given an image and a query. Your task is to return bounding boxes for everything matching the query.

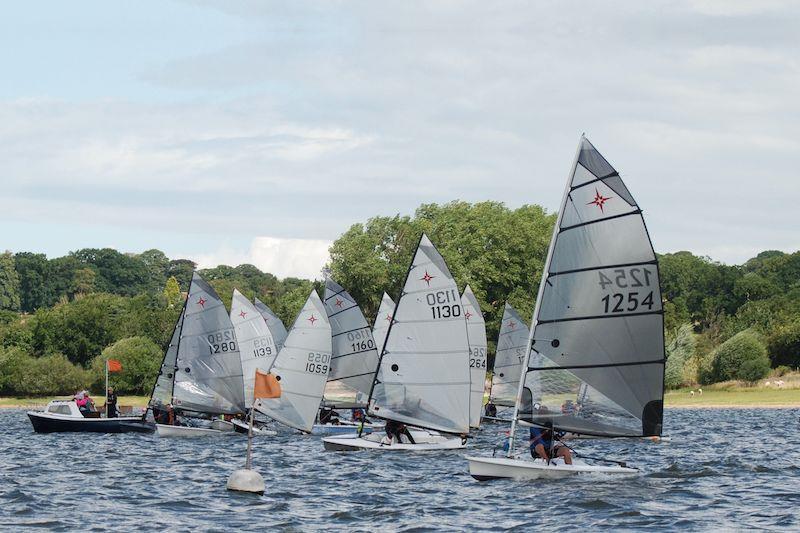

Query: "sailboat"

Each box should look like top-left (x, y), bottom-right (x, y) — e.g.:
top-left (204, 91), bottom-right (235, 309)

top-left (323, 234), bottom-right (471, 451)
top-left (228, 289), bottom-right (279, 436)
top-left (253, 290), bottom-right (332, 433)
top-left (467, 136), bottom-right (665, 479)
top-left (484, 303), bottom-right (530, 420)
top-left (462, 285), bottom-right (487, 429)
top-left (313, 278), bottom-right (385, 436)
top-left (371, 292), bottom-right (395, 355)
top-left (254, 297), bottom-right (288, 353)
top-left (150, 273), bottom-right (247, 437)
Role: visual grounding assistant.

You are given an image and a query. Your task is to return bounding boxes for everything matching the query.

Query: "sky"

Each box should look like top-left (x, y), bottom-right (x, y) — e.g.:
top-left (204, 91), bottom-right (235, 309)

top-left (0, 0), bottom-right (798, 279)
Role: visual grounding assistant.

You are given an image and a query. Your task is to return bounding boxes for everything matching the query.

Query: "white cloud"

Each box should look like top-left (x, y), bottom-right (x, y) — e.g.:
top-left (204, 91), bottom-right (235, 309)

top-left (192, 236), bottom-right (331, 280)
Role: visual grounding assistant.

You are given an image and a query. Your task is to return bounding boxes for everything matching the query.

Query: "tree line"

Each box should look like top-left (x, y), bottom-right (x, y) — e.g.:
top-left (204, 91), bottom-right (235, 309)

top-left (0, 200), bottom-right (798, 396)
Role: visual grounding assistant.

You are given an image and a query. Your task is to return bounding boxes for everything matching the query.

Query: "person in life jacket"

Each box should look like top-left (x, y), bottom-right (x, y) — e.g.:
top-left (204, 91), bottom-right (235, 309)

top-left (529, 407), bottom-right (572, 464)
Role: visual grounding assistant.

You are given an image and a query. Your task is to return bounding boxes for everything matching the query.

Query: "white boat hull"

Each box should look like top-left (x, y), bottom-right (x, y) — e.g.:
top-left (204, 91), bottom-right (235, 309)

top-left (323, 429), bottom-right (466, 452)
top-left (466, 455), bottom-right (638, 481)
top-left (156, 423), bottom-right (232, 438)
top-left (311, 422), bottom-right (384, 436)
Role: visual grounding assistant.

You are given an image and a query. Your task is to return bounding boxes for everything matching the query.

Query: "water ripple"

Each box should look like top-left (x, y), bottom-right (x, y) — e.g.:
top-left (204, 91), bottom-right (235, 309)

top-left (1, 408), bottom-right (798, 530)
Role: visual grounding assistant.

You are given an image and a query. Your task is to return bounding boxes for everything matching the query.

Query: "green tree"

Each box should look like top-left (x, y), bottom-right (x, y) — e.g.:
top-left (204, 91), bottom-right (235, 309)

top-left (14, 252), bottom-right (51, 312)
top-left (70, 248), bottom-right (150, 296)
top-left (73, 267), bottom-right (96, 296)
top-left (138, 249), bottom-right (170, 291)
top-left (89, 336), bottom-right (163, 394)
top-left (167, 259), bottom-right (196, 291)
top-left (665, 324), bottom-right (696, 389)
top-left (767, 321), bottom-right (800, 368)
top-left (709, 330), bottom-right (770, 383)
top-left (0, 251), bottom-right (21, 311)
top-left (163, 276), bottom-right (183, 308)
top-left (327, 201), bottom-right (555, 345)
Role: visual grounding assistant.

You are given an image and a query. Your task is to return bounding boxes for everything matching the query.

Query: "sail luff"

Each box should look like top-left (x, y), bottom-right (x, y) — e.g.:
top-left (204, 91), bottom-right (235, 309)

top-left (230, 289), bottom-right (278, 407)
top-left (148, 292), bottom-right (188, 411)
top-left (507, 139), bottom-right (583, 456)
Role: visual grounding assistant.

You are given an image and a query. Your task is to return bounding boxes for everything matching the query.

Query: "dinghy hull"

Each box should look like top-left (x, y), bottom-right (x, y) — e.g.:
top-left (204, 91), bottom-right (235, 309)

top-left (323, 430), bottom-right (466, 452)
top-left (311, 422), bottom-right (383, 436)
top-left (156, 423), bottom-right (232, 438)
top-left (27, 412), bottom-right (154, 434)
top-left (466, 455), bottom-right (638, 481)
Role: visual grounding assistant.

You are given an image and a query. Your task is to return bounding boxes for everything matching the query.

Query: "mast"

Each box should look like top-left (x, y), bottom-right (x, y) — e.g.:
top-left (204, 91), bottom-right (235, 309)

top-left (144, 286), bottom-right (189, 418)
top-left (507, 138), bottom-right (583, 457)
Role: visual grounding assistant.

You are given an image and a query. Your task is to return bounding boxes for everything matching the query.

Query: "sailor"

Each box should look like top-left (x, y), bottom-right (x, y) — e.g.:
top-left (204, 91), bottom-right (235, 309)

top-left (351, 408), bottom-right (370, 424)
top-left (384, 419), bottom-right (415, 444)
top-left (319, 407), bottom-right (339, 425)
top-left (484, 402), bottom-right (497, 418)
top-left (529, 416), bottom-right (572, 465)
top-left (106, 387), bottom-right (118, 418)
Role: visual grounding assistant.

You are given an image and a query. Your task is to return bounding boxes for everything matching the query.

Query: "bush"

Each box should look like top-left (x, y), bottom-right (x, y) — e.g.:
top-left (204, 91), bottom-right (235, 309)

top-left (89, 336), bottom-right (162, 395)
top-left (772, 365), bottom-right (792, 377)
top-left (738, 357), bottom-right (771, 384)
top-left (710, 330), bottom-right (771, 383)
top-left (0, 347), bottom-right (90, 396)
top-left (767, 321), bottom-right (800, 368)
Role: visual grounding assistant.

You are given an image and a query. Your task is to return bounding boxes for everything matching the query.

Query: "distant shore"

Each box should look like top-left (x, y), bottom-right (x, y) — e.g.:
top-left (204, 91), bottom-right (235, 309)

top-left (4, 388), bottom-right (799, 410)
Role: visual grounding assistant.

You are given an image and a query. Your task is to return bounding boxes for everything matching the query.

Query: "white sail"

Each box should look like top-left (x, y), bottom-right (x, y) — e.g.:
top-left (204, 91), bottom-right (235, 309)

top-left (369, 234), bottom-right (471, 434)
top-left (462, 285), bottom-right (487, 428)
top-left (372, 292), bottom-right (395, 354)
top-left (323, 278), bottom-right (380, 400)
top-left (254, 290), bottom-right (332, 432)
top-left (254, 297), bottom-right (288, 352)
top-left (173, 273), bottom-right (245, 415)
top-left (230, 289), bottom-right (278, 407)
top-left (490, 303), bottom-right (529, 405)
top-left (518, 136), bottom-right (665, 437)
top-left (149, 305), bottom-right (184, 410)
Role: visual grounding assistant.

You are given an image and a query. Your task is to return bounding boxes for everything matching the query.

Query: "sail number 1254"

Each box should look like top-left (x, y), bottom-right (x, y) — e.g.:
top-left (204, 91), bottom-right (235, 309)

top-left (598, 268), bottom-right (655, 314)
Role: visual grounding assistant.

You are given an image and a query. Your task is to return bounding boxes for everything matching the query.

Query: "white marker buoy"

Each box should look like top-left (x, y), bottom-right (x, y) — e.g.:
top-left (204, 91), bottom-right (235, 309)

top-left (226, 468), bottom-right (265, 495)
top-left (226, 406), bottom-right (265, 495)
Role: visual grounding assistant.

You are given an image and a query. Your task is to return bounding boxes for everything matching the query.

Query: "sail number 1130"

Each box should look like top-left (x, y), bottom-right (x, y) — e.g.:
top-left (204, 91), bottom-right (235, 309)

top-left (426, 289), bottom-right (461, 320)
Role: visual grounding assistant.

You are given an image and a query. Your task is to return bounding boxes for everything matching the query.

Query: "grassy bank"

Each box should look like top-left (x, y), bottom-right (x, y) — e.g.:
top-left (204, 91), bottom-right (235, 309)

top-left (0, 395), bottom-right (150, 409)
top-left (665, 386), bottom-right (799, 408)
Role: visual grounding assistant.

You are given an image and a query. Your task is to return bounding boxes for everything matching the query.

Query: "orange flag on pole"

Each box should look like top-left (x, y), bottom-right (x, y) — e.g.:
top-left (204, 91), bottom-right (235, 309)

top-left (253, 369), bottom-right (281, 399)
top-left (107, 359), bottom-right (123, 373)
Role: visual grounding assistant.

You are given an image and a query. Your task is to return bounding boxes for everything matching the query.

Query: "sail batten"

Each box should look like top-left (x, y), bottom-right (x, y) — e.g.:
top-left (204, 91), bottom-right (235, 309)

top-left (518, 136), bottom-right (665, 439)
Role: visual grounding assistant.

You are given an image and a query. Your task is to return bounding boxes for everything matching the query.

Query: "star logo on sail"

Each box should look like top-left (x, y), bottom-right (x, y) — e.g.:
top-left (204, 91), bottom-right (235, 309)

top-left (507, 320), bottom-right (515, 329)
top-left (465, 311), bottom-right (472, 320)
top-left (196, 297), bottom-right (206, 308)
top-left (420, 271), bottom-right (435, 286)
top-left (239, 310), bottom-right (247, 319)
top-left (308, 314), bottom-right (318, 325)
top-left (587, 188), bottom-right (612, 213)
top-left (335, 298), bottom-right (343, 308)
top-left (385, 314), bottom-right (392, 321)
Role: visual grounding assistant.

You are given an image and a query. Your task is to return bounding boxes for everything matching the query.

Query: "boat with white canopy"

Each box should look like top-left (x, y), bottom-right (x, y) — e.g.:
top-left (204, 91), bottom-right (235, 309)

top-left (462, 285), bottom-right (487, 429)
top-left (323, 234), bottom-right (471, 451)
top-left (253, 290), bottom-right (332, 433)
top-left (467, 136), bottom-right (665, 479)
top-left (149, 273), bottom-right (246, 437)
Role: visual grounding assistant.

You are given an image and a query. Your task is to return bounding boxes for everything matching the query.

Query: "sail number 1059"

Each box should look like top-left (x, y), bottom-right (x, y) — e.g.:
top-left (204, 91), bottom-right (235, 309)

top-left (426, 289), bottom-right (461, 320)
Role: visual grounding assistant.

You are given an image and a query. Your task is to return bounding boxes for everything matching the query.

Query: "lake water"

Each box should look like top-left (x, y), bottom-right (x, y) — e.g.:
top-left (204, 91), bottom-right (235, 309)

top-left (1, 408), bottom-right (798, 531)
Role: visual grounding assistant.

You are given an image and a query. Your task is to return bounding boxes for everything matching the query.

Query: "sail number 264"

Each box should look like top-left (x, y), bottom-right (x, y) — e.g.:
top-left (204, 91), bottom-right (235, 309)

top-left (598, 268), bottom-right (655, 314)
